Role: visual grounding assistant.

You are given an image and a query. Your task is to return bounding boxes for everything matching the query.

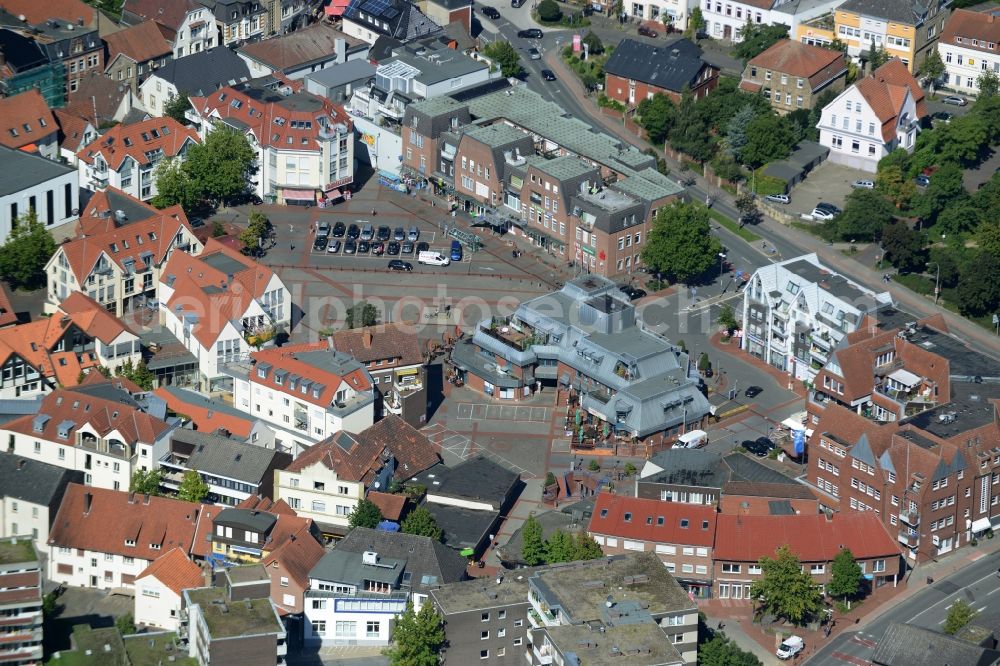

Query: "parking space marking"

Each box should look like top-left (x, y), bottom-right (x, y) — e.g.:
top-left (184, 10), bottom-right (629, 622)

top-left (455, 403), bottom-right (550, 422)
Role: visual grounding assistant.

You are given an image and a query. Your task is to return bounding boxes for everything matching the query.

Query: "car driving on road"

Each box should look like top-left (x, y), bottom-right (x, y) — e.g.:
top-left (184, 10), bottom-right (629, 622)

top-left (764, 193), bottom-right (790, 204)
top-left (517, 28), bottom-right (543, 38)
top-left (481, 6), bottom-right (500, 19)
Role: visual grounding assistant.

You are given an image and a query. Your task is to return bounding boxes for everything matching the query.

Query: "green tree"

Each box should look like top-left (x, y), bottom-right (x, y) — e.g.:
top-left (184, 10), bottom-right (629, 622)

top-left (929, 246), bottom-right (961, 288)
top-left (868, 41), bottom-right (889, 69)
top-left (977, 219), bottom-right (1000, 256)
top-left (935, 197), bottom-right (981, 238)
top-left (346, 301), bottom-right (379, 329)
top-left (912, 162), bottom-right (966, 223)
top-left (483, 41), bottom-right (523, 78)
top-left (698, 634), bottom-right (763, 666)
top-left (698, 351), bottom-right (711, 373)
top-left (588, 459), bottom-right (600, 472)
top-left (732, 21), bottom-right (789, 62)
top-left (804, 89), bottom-right (838, 142)
top-left (240, 211), bottom-right (273, 257)
top-left (641, 203), bottom-right (723, 283)
top-left (830, 188), bottom-right (896, 242)
top-left (582, 31), bottom-right (604, 54)
top-left (668, 93), bottom-right (716, 162)
top-left (42, 591), bottom-right (60, 618)
top-left (177, 470), bottom-right (210, 502)
top-left (0, 209), bottom-right (56, 289)
top-left (402, 506), bottom-right (443, 540)
top-left (544, 530), bottom-right (577, 563)
top-left (978, 69), bottom-right (1000, 98)
top-left (718, 303), bottom-right (738, 335)
top-left (572, 531), bottom-right (605, 560)
top-left (115, 613), bottom-right (137, 636)
top-left (383, 601), bottom-right (446, 666)
top-left (637, 93), bottom-right (677, 144)
top-left (881, 221), bottom-right (927, 273)
top-left (115, 358), bottom-right (155, 391)
top-left (749, 545), bottom-right (823, 625)
top-left (184, 124), bottom-right (257, 205)
top-left (725, 104), bottom-right (760, 160)
top-left (211, 220), bottom-right (227, 237)
top-left (735, 191), bottom-right (761, 224)
top-left (827, 548), bottom-right (863, 603)
top-left (920, 49), bottom-right (945, 84)
top-left (348, 499), bottom-right (384, 529)
top-left (624, 462), bottom-right (637, 476)
top-left (163, 93), bottom-right (191, 125)
top-left (151, 157), bottom-right (197, 212)
top-left (957, 250), bottom-right (1000, 317)
top-left (129, 468), bottom-right (162, 495)
top-left (943, 599), bottom-right (978, 635)
top-left (537, 0), bottom-right (561, 21)
top-left (741, 114), bottom-right (796, 168)
top-left (876, 163), bottom-right (916, 209)
top-left (521, 515), bottom-right (546, 565)
top-left (685, 7), bottom-right (705, 40)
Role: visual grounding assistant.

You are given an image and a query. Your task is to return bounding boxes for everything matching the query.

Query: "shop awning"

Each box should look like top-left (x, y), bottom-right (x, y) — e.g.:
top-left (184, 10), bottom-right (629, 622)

top-left (781, 416), bottom-right (806, 431)
top-left (323, 188), bottom-right (343, 199)
top-left (325, 0), bottom-right (349, 15)
top-left (888, 368), bottom-right (921, 387)
top-left (395, 367), bottom-right (420, 377)
top-left (282, 188), bottom-right (315, 201)
top-left (972, 517), bottom-right (992, 533)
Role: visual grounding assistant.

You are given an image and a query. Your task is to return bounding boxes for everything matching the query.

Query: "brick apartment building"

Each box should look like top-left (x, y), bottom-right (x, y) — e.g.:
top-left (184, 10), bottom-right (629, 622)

top-left (739, 39), bottom-right (848, 114)
top-left (603, 38), bottom-right (719, 106)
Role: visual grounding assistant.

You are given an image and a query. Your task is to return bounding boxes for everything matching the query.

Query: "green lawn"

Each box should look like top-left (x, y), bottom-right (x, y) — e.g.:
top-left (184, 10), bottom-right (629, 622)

top-left (708, 209), bottom-right (762, 242)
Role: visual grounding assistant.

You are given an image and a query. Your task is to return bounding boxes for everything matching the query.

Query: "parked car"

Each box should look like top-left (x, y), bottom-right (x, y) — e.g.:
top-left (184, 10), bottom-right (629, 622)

top-left (811, 207), bottom-right (836, 221)
top-left (528, 47), bottom-right (541, 60)
top-left (511, 0), bottom-right (524, 7)
top-left (517, 28), bottom-right (543, 38)
top-left (407, 226), bottom-right (420, 241)
top-left (851, 179), bottom-right (875, 189)
top-left (377, 225), bottom-right (391, 241)
top-left (393, 226), bottom-right (405, 241)
top-left (815, 202), bottom-right (840, 213)
top-left (764, 193), bottom-right (790, 204)
top-left (317, 222), bottom-right (330, 237)
top-left (347, 224), bottom-right (360, 239)
top-left (941, 95), bottom-right (967, 106)
top-left (357, 240), bottom-right (371, 254)
top-left (327, 239), bottom-right (341, 254)
top-left (930, 111), bottom-right (953, 125)
top-left (360, 223), bottom-right (374, 240)
top-left (189, 217), bottom-right (205, 228)
top-left (401, 241), bottom-right (415, 254)
top-left (618, 285), bottom-right (646, 301)
top-left (416, 241), bottom-right (430, 254)
top-left (541, 69), bottom-right (556, 81)
top-left (387, 241), bottom-right (400, 255)
top-left (371, 241), bottom-right (385, 255)
top-left (332, 222), bottom-right (346, 238)
top-left (638, 25), bottom-right (658, 38)
top-left (744, 385), bottom-right (764, 398)
top-left (742, 439), bottom-right (770, 457)
top-left (481, 6), bottom-right (500, 19)
top-left (388, 259), bottom-right (413, 272)
top-left (915, 174), bottom-right (931, 187)
top-left (313, 236), bottom-right (328, 251)
top-left (343, 240), bottom-right (357, 254)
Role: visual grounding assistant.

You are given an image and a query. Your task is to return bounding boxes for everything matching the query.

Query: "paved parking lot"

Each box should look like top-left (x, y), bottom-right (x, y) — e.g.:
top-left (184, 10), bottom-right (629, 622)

top-left (787, 161), bottom-right (872, 218)
top-left (455, 403), bottom-right (550, 422)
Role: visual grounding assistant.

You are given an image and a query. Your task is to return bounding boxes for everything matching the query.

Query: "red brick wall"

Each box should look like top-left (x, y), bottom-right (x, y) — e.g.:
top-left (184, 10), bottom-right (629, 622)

top-left (448, 7), bottom-right (471, 33)
top-left (604, 66), bottom-right (718, 108)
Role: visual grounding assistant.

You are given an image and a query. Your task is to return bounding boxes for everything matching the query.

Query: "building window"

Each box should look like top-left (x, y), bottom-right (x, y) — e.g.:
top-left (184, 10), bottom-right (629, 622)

top-left (480, 651), bottom-right (489, 659)
top-left (366, 621), bottom-right (380, 637)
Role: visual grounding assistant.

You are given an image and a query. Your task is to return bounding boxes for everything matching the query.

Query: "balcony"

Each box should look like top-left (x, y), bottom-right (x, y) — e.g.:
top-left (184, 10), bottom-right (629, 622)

top-left (528, 609), bottom-right (543, 628)
top-left (898, 529), bottom-right (919, 548)
top-left (532, 644), bottom-right (554, 665)
top-left (480, 318), bottom-right (545, 352)
top-left (899, 510), bottom-right (920, 526)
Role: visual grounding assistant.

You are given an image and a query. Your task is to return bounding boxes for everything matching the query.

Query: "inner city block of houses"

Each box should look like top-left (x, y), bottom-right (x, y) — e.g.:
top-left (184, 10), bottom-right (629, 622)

top-left (3, 0), bottom-right (1000, 663)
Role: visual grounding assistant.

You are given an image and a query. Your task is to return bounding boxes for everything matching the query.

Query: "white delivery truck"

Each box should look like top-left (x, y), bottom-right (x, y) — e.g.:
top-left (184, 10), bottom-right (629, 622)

top-left (776, 636), bottom-right (804, 660)
top-left (418, 250), bottom-right (450, 266)
top-left (677, 429), bottom-right (708, 449)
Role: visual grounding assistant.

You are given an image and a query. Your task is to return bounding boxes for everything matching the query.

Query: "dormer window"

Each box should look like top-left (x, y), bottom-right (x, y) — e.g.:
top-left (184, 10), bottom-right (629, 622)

top-left (125, 539), bottom-right (136, 547)
top-left (150, 543), bottom-right (161, 550)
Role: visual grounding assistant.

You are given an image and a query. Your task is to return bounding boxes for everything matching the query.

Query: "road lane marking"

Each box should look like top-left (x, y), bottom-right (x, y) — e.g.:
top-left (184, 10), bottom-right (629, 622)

top-left (908, 569), bottom-right (1000, 622)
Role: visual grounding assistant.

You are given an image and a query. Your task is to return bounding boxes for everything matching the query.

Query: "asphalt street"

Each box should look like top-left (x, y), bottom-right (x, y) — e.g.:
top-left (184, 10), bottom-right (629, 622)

top-left (808, 551), bottom-right (1000, 665)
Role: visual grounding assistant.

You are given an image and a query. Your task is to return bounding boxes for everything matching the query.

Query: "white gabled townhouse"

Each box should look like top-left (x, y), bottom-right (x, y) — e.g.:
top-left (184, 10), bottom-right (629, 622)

top-left (134, 547), bottom-right (205, 631)
top-left (699, 0), bottom-right (842, 42)
top-left (938, 9), bottom-right (1000, 96)
top-left (45, 187), bottom-right (201, 318)
top-left (0, 382), bottom-right (174, 491)
top-left (817, 58), bottom-right (926, 173)
top-left (77, 117), bottom-right (201, 202)
top-left (46, 484), bottom-right (202, 590)
top-left (158, 238), bottom-right (290, 392)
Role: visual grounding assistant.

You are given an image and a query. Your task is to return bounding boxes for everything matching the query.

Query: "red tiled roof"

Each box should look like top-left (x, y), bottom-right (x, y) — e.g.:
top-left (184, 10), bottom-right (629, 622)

top-left (53, 109), bottom-right (95, 153)
top-left (855, 58), bottom-right (926, 142)
top-left (238, 495), bottom-right (297, 516)
top-left (713, 512), bottom-right (900, 562)
top-left (48, 484), bottom-right (202, 559)
top-left (103, 20), bottom-right (173, 66)
top-left (237, 23), bottom-right (363, 71)
top-left (122, 0), bottom-right (201, 30)
top-left (136, 547), bottom-right (203, 595)
top-left (0, 90), bottom-right (57, 152)
top-left (188, 495), bottom-right (313, 559)
top-left (941, 9), bottom-right (1000, 55)
top-left (588, 492), bottom-right (717, 547)
top-left (153, 387), bottom-right (255, 438)
top-left (77, 116), bottom-right (199, 169)
top-left (249, 342), bottom-right (371, 410)
top-left (746, 39), bottom-right (847, 82)
top-left (328, 322), bottom-right (425, 367)
top-left (262, 522), bottom-right (325, 589)
top-left (286, 415), bottom-right (440, 484)
top-left (57, 206), bottom-right (192, 284)
top-left (64, 71), bottom-right (131, 124)
top-left (814, 402), bottom-right (898, 458)
top-left (189, 83), bottom-right (352, 152)
top-left (367, 491), bottom-right (407, 521)
top-left (1, 0), bottom-right (94, 26)
top-left (75, 187), bottom-right (160, 235)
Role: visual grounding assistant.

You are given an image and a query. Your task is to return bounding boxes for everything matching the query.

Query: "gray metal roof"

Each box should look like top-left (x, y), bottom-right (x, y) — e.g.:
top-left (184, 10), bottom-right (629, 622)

top-left (215, 508), bottom-right (277, 533)
top-left (153, 46), bottom-right (251, 97)
top-left (837, 0), bottom-right (935, 25)
top-left (310, 549), bottom-right (406, 587)
top-left (173, 429), bottom-right (279, 483)
top-left (305, 60), bottom-right (377, 90)
top-left (871, 623), bottom-right (1000, 666)
top-left (0, 145), bottom-right (76, 198)
top-left (0, 450), bottom-right (84, 506)
top-left (415, 455), bottom-right (519, 508)
top-left (603, 38), bottom-right (709, 93)
top-left (424, 503), bottom-right (498, 550)
top-left (335, 527), bottom-right (468, 589)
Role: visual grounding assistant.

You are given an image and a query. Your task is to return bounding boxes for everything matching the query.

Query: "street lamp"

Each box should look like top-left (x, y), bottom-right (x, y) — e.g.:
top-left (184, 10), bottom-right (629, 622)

top-left (928, 261), bottom-right (940, 305)
top-left (718, 252), bottom-right (727, 280)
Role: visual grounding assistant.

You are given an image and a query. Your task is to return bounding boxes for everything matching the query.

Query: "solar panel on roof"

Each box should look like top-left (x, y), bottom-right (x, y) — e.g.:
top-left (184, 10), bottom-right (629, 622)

top-left (383, 7), bottom-right (399, 18)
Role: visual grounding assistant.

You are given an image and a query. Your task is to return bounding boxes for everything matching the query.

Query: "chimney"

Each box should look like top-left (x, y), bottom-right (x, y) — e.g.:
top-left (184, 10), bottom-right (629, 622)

top-left (143, 493), bottom-right (151, 505)
top-left (128, 491), bottom-right (136, 504)
top-left (16, 459), bottom-right (26, 470)
top-left (202, 563), bottom-right (213, 587)
top-left (335, 38), bottom-right (346, 63)
top-left (363, 330), bottom-right (374, 348)
top-left (78, 17), bottom-right (84, 26)
top-left (84, 492), bottom-right (93, 514)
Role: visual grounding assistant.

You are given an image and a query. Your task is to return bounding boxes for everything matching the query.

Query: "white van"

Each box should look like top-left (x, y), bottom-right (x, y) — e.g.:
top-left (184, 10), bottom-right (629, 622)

top-left (776, 636), bottom-right (804, 660)
top-left (677, 429), bottom-right (708, 449)
top-left (418, 250), bottom-right (450, 266)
